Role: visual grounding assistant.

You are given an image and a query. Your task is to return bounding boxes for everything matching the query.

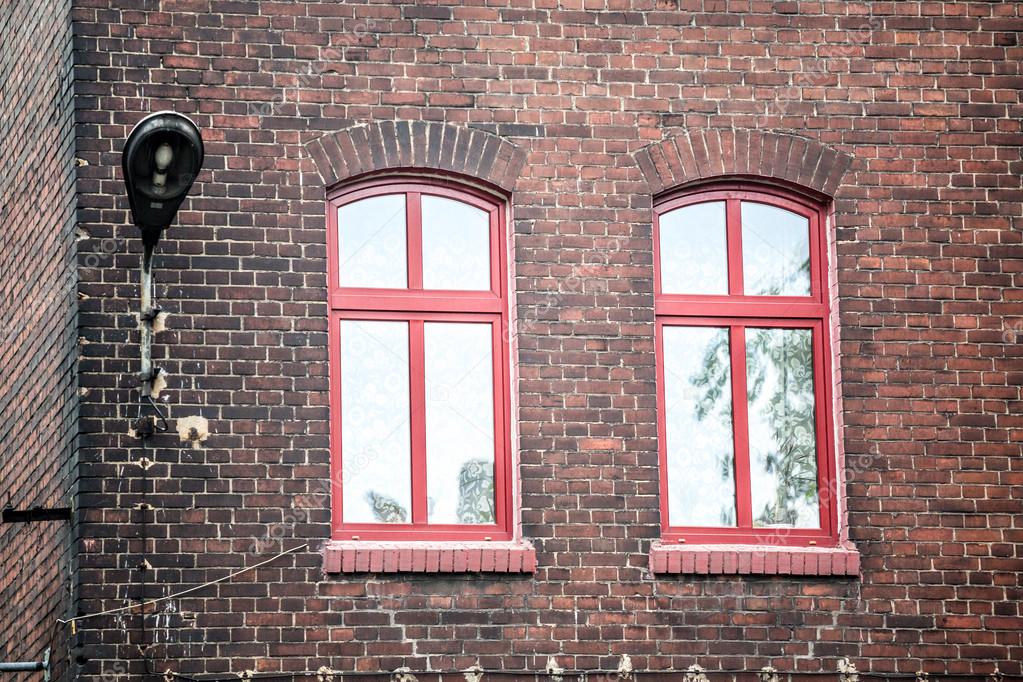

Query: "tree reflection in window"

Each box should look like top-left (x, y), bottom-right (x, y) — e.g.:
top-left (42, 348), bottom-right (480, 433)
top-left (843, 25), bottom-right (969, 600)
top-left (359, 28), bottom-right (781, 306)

top-left (665, 326), bottom-right (736, 527)
top-left (365, 491), bottom-right (409, 523)
top-left (745, 328), bottom-right (818, 527)
top-left (366, 459), bottom-right (494, 525)
top-left (456, 458), bottom-right (495, 524)
top-left (688, 326), bottom-right (819, 528)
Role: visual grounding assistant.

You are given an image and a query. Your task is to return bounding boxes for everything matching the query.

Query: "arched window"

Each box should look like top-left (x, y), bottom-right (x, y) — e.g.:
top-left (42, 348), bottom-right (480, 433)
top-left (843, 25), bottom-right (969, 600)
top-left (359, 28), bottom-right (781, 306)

top-left (327, 177), bottom-right (511, 541)
top-left (654, 182), bottom-right (838, 545)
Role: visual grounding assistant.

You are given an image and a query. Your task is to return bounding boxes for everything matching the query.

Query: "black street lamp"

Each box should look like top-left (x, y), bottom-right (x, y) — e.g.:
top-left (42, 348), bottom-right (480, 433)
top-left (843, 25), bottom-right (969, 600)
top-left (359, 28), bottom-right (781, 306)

top-left (121, 111), bottom-right (204, 416)
top-left (122, 110), bottom-right (204, 247)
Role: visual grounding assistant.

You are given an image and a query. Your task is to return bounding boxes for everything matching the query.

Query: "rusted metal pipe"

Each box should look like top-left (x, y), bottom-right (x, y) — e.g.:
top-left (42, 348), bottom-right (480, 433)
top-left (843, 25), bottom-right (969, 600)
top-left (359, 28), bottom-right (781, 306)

top-left (139, 241), bottom-right (155, 398)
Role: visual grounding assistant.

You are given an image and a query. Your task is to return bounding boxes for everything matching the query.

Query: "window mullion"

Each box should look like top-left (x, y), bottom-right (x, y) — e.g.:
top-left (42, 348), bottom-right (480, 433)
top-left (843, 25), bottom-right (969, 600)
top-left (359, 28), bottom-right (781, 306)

top-left (409, 318), bottom-right (428, 525)
top-left (489, 207), bottom-right (501, 295)
top-left (729, 324), bottom-right (753, 529)
top-left (407, 192), bottom-right (423, 290)
top-left (726, 198), bottom-right (744, 296)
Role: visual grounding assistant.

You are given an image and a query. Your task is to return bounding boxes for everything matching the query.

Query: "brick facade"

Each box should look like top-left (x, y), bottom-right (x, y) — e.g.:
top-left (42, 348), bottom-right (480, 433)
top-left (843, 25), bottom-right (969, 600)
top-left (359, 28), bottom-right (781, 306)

top-left (8, 1), bottom-right (1023, 681)
top-left (0, 0), bottom-right (78, 678)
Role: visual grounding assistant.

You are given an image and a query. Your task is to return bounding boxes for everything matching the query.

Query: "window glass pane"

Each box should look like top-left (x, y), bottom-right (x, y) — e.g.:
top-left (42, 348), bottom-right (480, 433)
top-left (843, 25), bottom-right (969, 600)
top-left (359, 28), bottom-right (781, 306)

top-left (338, 194), bottom-right (407, 288)
top-left (659, 201), bottom-right (728, 295)
top-left (340, 320), bottom-right (411, 523)
top-left (663, 325), bottom-right (736, 526)
top-left (421, 195), bottom-right (491, 291)
top-left (746, 327), bottom-right (820, 528)
top-left (424, 322), bottom-right (496, 524)
top-left (741, 202), bottom-right (811, 296)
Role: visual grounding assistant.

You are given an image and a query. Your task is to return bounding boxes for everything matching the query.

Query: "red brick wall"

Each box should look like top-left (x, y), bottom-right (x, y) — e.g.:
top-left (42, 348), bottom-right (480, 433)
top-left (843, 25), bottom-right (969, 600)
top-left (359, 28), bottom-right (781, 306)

top-left (69, 1), bottom-right (1022, 680)
top-left (0, 0), bottom-right (78, 679)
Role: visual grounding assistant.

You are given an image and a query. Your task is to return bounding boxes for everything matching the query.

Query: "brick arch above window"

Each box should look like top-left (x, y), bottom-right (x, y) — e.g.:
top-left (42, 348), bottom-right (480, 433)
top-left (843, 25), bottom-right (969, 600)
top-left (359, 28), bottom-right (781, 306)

top-left (633, 129), bottom-right (854, 198)
top-left (306, 121), bottom-right (528, 193)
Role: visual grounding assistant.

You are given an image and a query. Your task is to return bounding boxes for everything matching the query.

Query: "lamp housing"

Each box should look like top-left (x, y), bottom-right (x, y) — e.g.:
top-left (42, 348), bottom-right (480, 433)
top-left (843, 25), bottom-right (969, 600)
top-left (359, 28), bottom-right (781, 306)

top-left (121, 111), bottom-right (204, 245)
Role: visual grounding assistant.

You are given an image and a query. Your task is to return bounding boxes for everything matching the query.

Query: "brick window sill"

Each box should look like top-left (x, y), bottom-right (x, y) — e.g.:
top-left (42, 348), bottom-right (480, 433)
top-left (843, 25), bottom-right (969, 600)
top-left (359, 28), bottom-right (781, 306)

top-left (323, 540), bottom-right (536, 574)
top-left (649, 541), bottom-right (860, 576)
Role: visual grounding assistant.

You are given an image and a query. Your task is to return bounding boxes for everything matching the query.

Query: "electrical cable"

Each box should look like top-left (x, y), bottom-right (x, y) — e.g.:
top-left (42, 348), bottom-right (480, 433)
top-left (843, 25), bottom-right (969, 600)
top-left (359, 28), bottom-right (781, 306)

top-left (58, 543), bottom-right (309, 626)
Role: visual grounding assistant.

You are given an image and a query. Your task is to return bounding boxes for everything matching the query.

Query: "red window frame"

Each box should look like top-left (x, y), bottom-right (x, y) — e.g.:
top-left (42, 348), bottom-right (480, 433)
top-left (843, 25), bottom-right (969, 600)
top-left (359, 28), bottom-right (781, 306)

top-left (654, 181), bottom-right (839, 547)
top-left (327, 176), bottom-right (512, 541)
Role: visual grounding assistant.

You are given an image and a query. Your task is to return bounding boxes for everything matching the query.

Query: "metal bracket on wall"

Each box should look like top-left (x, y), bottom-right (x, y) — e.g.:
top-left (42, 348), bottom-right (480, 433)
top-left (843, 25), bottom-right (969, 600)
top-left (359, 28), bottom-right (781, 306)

top-left (1, 505), bottom-right (72, 523)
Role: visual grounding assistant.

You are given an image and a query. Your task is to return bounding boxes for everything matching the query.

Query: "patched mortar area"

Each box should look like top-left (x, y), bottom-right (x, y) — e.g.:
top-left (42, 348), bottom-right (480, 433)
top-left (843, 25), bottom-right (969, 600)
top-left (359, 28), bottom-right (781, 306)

top-left (175, 415), bottom-right (209, 450)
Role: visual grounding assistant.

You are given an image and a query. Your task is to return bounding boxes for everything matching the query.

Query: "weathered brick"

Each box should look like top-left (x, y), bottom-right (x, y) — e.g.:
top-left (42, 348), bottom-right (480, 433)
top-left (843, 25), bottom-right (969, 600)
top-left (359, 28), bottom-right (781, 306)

top-left (0, 1), bottom-right (77, 680)
top-left (5, 2), bottom-right (1019, 681)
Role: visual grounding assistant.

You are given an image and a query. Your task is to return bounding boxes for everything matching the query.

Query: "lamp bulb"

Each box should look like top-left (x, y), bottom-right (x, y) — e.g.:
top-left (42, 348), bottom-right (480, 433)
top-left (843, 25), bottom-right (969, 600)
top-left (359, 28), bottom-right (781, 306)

top-left (154, 143), bottom-right (174, 171)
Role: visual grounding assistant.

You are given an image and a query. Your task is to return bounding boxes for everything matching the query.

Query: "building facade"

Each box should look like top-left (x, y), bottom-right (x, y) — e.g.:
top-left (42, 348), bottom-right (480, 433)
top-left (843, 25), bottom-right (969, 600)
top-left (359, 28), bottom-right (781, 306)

top-left (2, 1), bottom-right (1021, 681)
